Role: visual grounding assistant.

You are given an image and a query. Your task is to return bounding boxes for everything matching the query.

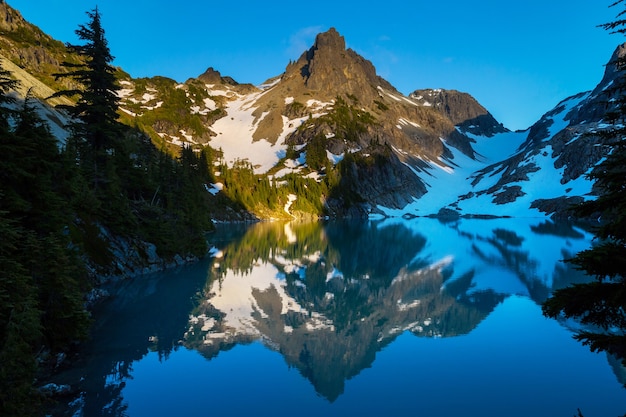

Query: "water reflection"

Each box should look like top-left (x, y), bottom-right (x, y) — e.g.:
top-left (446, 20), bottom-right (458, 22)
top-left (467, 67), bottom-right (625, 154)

top-left (62, 260), bottom-right (212, 416)
top-left (59, 218), bottom-right (622, 415)
top-left (184, 219), bottom-right (591, 401)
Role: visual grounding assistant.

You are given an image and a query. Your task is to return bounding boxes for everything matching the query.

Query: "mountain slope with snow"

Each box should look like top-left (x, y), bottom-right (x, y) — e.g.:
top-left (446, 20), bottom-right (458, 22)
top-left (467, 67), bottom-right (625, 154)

top-left (378, 44), bottom-right (625, 219)
top-left (116, 30), bottom-right (619, 219)
top-left (0, 0), bottom-right (621, 220)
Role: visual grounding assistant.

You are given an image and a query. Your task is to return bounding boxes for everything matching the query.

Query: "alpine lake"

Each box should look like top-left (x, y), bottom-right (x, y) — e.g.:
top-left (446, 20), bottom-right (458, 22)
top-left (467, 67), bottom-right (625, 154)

top-left (55, 218), bottom-right (626, 417)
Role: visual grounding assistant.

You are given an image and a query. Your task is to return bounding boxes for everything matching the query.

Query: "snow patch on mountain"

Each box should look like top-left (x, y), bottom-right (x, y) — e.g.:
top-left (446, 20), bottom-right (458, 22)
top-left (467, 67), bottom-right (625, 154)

top-left (210, 93), bottom-right (286, 173)
top-left (379, 130), bottom-right (528, 216)
top-left (377, 87), bottom-right (601, 219)
top-left (533, 93), bottom-right (592, 142)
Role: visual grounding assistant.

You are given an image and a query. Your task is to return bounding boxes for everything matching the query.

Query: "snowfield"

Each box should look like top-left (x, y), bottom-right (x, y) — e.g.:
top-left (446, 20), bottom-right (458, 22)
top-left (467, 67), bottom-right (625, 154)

top-left (378, 91), bottom-right (597, 218)
top-left (209, 92), bottom-right (285, 173)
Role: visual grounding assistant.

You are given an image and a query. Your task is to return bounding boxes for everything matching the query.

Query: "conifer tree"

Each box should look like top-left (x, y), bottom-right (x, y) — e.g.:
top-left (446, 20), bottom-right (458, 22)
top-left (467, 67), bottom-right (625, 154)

top-left (0, 60), bottom-right (18, 130)
top-left (52, 7), bottom-right (121, 197)
top-left (542, 0), bottom-right (626, 367)
top-left (0, 59), bottom-right (40, 417)
top-left (0, 214), bottom-right (42, 417)
top-left (0, 65), bottom-right (89, 415)
top-left (13, 97), bottom-right (90, 350)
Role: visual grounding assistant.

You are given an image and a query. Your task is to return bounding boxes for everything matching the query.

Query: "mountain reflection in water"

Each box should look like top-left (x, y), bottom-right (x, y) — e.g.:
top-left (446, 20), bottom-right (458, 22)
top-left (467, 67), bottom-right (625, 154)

top-left (59, 218), bottom-right (626, 417)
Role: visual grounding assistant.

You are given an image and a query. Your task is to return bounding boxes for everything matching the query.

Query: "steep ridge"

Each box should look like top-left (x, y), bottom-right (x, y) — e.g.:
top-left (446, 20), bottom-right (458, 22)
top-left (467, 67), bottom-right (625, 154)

top-left (455, 44), bottom-right (624, 219)
top-left (0, 0), bottom-right (619, 220)
top-left (240, 28), bottom-right (479, 163)
top-left (0, 1), bottom-right (83, 94)
top-left (409, 88), bottom-right (508, 137)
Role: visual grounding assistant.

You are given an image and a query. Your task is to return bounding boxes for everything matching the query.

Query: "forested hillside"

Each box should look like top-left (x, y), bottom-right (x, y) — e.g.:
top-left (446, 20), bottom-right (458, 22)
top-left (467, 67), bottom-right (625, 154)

top-left (0, 8), bottom-right (218, 415)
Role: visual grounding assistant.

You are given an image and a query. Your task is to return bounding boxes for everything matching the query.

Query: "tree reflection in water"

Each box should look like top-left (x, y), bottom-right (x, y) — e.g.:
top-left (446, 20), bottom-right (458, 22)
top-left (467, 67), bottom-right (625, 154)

top-left (54, 218), bottom-right (617, 415)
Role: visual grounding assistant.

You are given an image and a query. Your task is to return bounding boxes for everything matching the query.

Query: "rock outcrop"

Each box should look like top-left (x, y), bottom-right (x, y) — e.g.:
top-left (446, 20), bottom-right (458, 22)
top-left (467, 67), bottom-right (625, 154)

top-left (0, 1), bottom-right (80, 93)
top-left (410, 88), bottom-right (508, 137)
top-left (290, 28), bottom-right (396, 103)
top-left (446, 43), bottom-right (626, 218)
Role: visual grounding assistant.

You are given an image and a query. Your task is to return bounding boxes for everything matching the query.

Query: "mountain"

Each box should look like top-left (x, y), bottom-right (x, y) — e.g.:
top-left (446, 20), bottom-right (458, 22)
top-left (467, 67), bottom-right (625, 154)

top-left (409, 88), bottom-right (507, 137)
top-left (0, 1), bottom-right (73, 91)
top-left (112, 28), bottom-right (508, 217)
top-left (403, 45), bottom-right (624, 220)
top-left (110, 29), bottom-right (622, 219)
top-left (0, 0), bottom-right (620, 219)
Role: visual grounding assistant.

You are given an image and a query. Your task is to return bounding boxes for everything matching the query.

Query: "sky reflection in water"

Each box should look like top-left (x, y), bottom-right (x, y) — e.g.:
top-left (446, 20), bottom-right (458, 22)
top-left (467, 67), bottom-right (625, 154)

top-left (67, 218), bottom-right (626, 417)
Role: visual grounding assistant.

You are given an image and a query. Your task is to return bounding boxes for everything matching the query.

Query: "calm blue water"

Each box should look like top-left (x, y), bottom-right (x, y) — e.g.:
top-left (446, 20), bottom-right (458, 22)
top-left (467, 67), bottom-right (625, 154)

top-left (63, 218), bottom-right (626, 417)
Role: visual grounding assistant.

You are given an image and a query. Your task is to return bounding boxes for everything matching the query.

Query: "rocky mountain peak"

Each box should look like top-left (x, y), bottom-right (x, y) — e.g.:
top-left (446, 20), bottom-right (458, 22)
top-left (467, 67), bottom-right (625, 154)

top-left (0, 1), bottom-right (78, 94)
top-left (592, 42), bottom-right (626, 95)
top-left (565, 42), bottom-right (626, 126)
top-left (283, 27), bottom-right (394, 102)
top-left (312, 27), bottom-right (346, 51)
top-left (196, 66), bottom-right (242, 86)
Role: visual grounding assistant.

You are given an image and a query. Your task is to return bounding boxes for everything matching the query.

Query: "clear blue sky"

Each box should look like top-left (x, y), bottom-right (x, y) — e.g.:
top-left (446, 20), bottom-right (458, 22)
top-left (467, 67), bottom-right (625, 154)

top-left (6, 0), bottom-right (622, 130)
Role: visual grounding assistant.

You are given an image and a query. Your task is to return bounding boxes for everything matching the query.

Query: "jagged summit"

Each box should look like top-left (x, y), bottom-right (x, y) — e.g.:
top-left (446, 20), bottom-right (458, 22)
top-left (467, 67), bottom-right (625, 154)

top-left (281, 27), bottom-right (395, 102)
top-left (243, 27), bottom-right (479, 165)
top-left (314, 27), bottom-right (345, 49)
top-left (196, 67), bottom-right (239, 86)
top-left (0, 1), bottom-right (25, 32)
top-left (565, 42), bottom-right (626, 126)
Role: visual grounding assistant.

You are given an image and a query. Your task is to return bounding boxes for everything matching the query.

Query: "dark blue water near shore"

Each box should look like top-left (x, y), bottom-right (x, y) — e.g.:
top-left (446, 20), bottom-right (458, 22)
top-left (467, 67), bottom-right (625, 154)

top-left (59, 218), bottom-right (626, 416)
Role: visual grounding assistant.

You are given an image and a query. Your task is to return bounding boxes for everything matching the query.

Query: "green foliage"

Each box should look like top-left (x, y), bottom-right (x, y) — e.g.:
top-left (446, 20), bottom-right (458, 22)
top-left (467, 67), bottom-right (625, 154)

top-left (374, 100), bottom-right (389, 111)
top-left (107, 140), bottom-right (214, 259)
top-left (331, 150), bottom-right (390, 205)
top-left (299, 96), bottom-right (377, 144)
top-left (542, 0), bottom-right (626, 373)
top-left (50, 7), bottom-right (125, 210)
top-left (0, 95), bottom-right (91, 415)
top-left (0, 65), bottom-right (18, 107)
top-left (285, 142), bottom-right (299, 160)
top-left (283, 174), bottom-right (326, 213)
top-left (119, 76), bottom-right (224, 150)
top-left (0, 12), bottom-right (222, 414)
top-left (219, 159), bottom-right (257, 209)
top-left (0, 214), bottom-right (42, 416)
top-left (4, 24), bottom-right (63, 51)
top-left (285, 100), bottom-right (308, 118)
top-left (305, 135), bottom-right (329, 172)
top-left (47, 9), bottom-right (214, 260)
top-left (0, 9), bottom-right (80, 92)
top-left (214, 155), bottom-right (332, 218)
top-left (141, 83), bottom-right (207, 135)
top-left (318, 96), bottom-right (376, 142)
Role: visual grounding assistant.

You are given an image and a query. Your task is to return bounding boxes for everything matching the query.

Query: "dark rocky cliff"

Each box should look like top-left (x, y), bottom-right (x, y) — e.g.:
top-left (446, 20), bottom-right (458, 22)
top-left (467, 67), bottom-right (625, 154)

top-left (410, 88), bottom-right (508, 137)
